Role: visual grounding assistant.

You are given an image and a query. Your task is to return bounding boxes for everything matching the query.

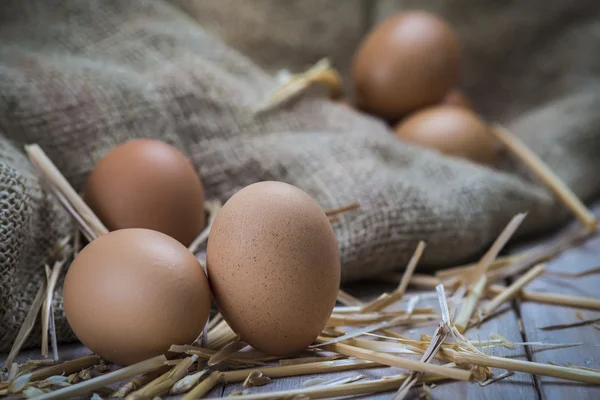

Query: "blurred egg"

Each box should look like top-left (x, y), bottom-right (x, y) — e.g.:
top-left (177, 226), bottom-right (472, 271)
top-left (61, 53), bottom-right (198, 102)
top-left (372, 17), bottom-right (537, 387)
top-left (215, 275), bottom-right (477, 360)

top-left (394, 105), bottom-right (496, 164)
top-left (84, 139), bottom-right (205, 246)
top-left (63, 228), bottom-right (210, 365)
top-left (442, 89), bottom-right (473, 110)
top-left (352, 11), bottom-right (462, 119)
top-left (207, 181), bottom-right (340, 355)
top-left (336, 97), bottom-right (354, 109)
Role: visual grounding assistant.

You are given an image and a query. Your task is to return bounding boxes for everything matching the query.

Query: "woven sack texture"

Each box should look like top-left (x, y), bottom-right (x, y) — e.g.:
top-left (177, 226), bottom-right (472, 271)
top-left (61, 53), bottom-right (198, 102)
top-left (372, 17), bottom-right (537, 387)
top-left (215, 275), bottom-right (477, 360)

top-left (1, 0), bottom-right (599, 351)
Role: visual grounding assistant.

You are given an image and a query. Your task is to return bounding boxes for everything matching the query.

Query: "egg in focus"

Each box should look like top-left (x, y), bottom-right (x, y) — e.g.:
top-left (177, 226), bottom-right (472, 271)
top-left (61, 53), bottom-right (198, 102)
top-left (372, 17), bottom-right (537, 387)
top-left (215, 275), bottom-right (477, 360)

top-left (394, 105), bottom-right (497, 164)
top-left (206, 181), bottom-right (341, 356)
top-left (84, 139), bottom-right (205, 246)
top-left (63, 228), bottom-right (211, 366)
top-left (352, 11), bottom-right (462, 119)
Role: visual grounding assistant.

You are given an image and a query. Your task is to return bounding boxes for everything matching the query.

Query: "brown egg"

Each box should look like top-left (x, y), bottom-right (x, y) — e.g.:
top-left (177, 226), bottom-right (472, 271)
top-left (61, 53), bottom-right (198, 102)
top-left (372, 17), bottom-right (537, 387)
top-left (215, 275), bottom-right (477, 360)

top-left (84, 139), bottom-right (205, 246)
top-left (352, 11), bottom-right (462, 119)
top-left (207, 182), bottom-right (340, 355)
top-left (63, 229), bottom-right (211, 366)
top-left (394, 105), bottom-right (496, 164)
top-left (441, 89), bottom-right (473, 110)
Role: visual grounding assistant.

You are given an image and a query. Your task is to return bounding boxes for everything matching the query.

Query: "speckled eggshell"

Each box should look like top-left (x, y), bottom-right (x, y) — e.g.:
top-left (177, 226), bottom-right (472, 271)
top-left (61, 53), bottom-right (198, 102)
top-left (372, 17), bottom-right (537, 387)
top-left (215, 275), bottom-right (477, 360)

top-left (84, 139), bottom-right (205, 246)
top-left (206, 181), bottom-right (341, 355)
top-left (63, 228), bottom-right (211, 366)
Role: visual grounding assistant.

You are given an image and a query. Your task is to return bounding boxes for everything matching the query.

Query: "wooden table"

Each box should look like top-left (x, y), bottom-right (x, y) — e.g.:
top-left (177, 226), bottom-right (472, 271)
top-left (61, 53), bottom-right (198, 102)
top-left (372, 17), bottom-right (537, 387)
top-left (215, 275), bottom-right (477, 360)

top-left (2, 214), bottom-right (600, 399)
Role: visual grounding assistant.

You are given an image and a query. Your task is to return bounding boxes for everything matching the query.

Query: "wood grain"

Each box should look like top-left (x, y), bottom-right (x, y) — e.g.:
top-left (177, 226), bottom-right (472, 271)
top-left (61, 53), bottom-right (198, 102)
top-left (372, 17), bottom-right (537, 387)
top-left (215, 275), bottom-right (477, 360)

top-left (516, 231), bottom-right (600, 400)
top-left (219, 282), bottom-right (538, 399)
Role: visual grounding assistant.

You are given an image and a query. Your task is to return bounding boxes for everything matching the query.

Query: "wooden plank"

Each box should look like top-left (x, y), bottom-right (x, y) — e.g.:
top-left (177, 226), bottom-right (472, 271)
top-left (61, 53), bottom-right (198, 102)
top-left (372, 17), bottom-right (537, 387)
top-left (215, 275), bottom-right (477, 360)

top-left (220, 281), bottom-right (538, 399)
top-left (432, 307), bottom-right (538, 399)
top-left (516, 230), bottom-right (600, 400)
top-left (402, 288), bottom-right (537, 400)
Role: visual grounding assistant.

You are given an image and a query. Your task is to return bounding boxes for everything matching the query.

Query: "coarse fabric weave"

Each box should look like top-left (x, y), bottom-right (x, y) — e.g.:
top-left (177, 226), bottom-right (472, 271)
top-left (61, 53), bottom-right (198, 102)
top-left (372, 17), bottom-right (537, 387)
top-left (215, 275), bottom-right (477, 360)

top-left (1, 0), bottom-right (600, 351)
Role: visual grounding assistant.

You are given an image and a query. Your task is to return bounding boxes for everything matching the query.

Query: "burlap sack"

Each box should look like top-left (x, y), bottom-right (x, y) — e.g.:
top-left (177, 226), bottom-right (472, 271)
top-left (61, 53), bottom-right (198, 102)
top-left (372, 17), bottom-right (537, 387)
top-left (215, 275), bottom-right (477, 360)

top-left (1, 0), bottom-right (599, 351)
top-left (171, 0), bottom-right (368, 94)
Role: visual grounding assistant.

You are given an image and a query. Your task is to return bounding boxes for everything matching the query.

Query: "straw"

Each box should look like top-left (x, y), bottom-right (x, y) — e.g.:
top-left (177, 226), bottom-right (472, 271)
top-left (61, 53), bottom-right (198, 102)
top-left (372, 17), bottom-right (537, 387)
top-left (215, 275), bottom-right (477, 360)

top-left (208, 339), bottom-right (248, 366)
top-left (33, 355), bottom-right (166, 400)
top-left (490, 124), bottom-right (597, 232)
top-left (25, 144), bottom-right (108, 238)
top-left (126, 356), bottom-right (198, 399)
top-left (181, 371), bottom-right (221, 400)
top-left (482, 263), bottom-right (546, 317)
top-left (487, 227), bottom-right (589, 282)
top-left (3, 281), bottom-right (47, 370)
top-left (110, 366), bottom-right (170, 398)
top-left (450, 350), bottom-right (600, 383)
top-left (323, 201), bottom-right (361, 216)
top-left (220, 359), bottom-right (381, 383)
top-left (361, 241), bottom-right (426, 312)
top-left (454, 213), bottom-right (526, 332)
top-left (319, 341), bottom-right (471, 381)
top-left (255, 59), bottom-right (343, 113)
top-left (41, 261), bottom-right (65, 357)
top-left (0, 356), bottom-right (101, 391)
top-left (486, 284), bottom-right (600, 310)
top-left (219, 374), bottom-right (443, 400)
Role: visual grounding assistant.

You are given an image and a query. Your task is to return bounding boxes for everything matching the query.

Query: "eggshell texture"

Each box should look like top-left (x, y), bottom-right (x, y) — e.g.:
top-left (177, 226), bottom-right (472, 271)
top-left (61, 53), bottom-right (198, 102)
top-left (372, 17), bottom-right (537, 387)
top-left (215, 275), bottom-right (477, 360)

top-left (207, 181), bottom-right (340, 355)
top-left (352, 11), bottom-right (462, 119)
top-left (84, 139), bottom-right (205, 246)
top-left (394, 105), bottom-right (497, 164)
top-left (63, 228), bottom-right (211, 366)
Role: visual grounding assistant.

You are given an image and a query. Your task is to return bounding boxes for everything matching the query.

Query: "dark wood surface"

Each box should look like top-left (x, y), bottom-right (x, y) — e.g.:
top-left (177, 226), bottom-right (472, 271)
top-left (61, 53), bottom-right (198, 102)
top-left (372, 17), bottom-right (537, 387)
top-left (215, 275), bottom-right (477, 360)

top-left (2, 215), bottom-right (600, 399)
top-left (516, 232), bottom-right (600, 400)
top-left (217, 285), bottom-right (539, 399)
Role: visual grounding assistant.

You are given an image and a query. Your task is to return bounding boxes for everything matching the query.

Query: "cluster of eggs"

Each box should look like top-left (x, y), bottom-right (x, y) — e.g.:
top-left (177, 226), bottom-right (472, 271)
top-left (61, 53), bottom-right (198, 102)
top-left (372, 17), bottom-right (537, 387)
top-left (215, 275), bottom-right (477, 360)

top-left (63, 9), bottom-right (494, 367)
top-left (64, 139), bottom-right (340, 365)
top-left (350, 11), bottom-right (497, 165)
